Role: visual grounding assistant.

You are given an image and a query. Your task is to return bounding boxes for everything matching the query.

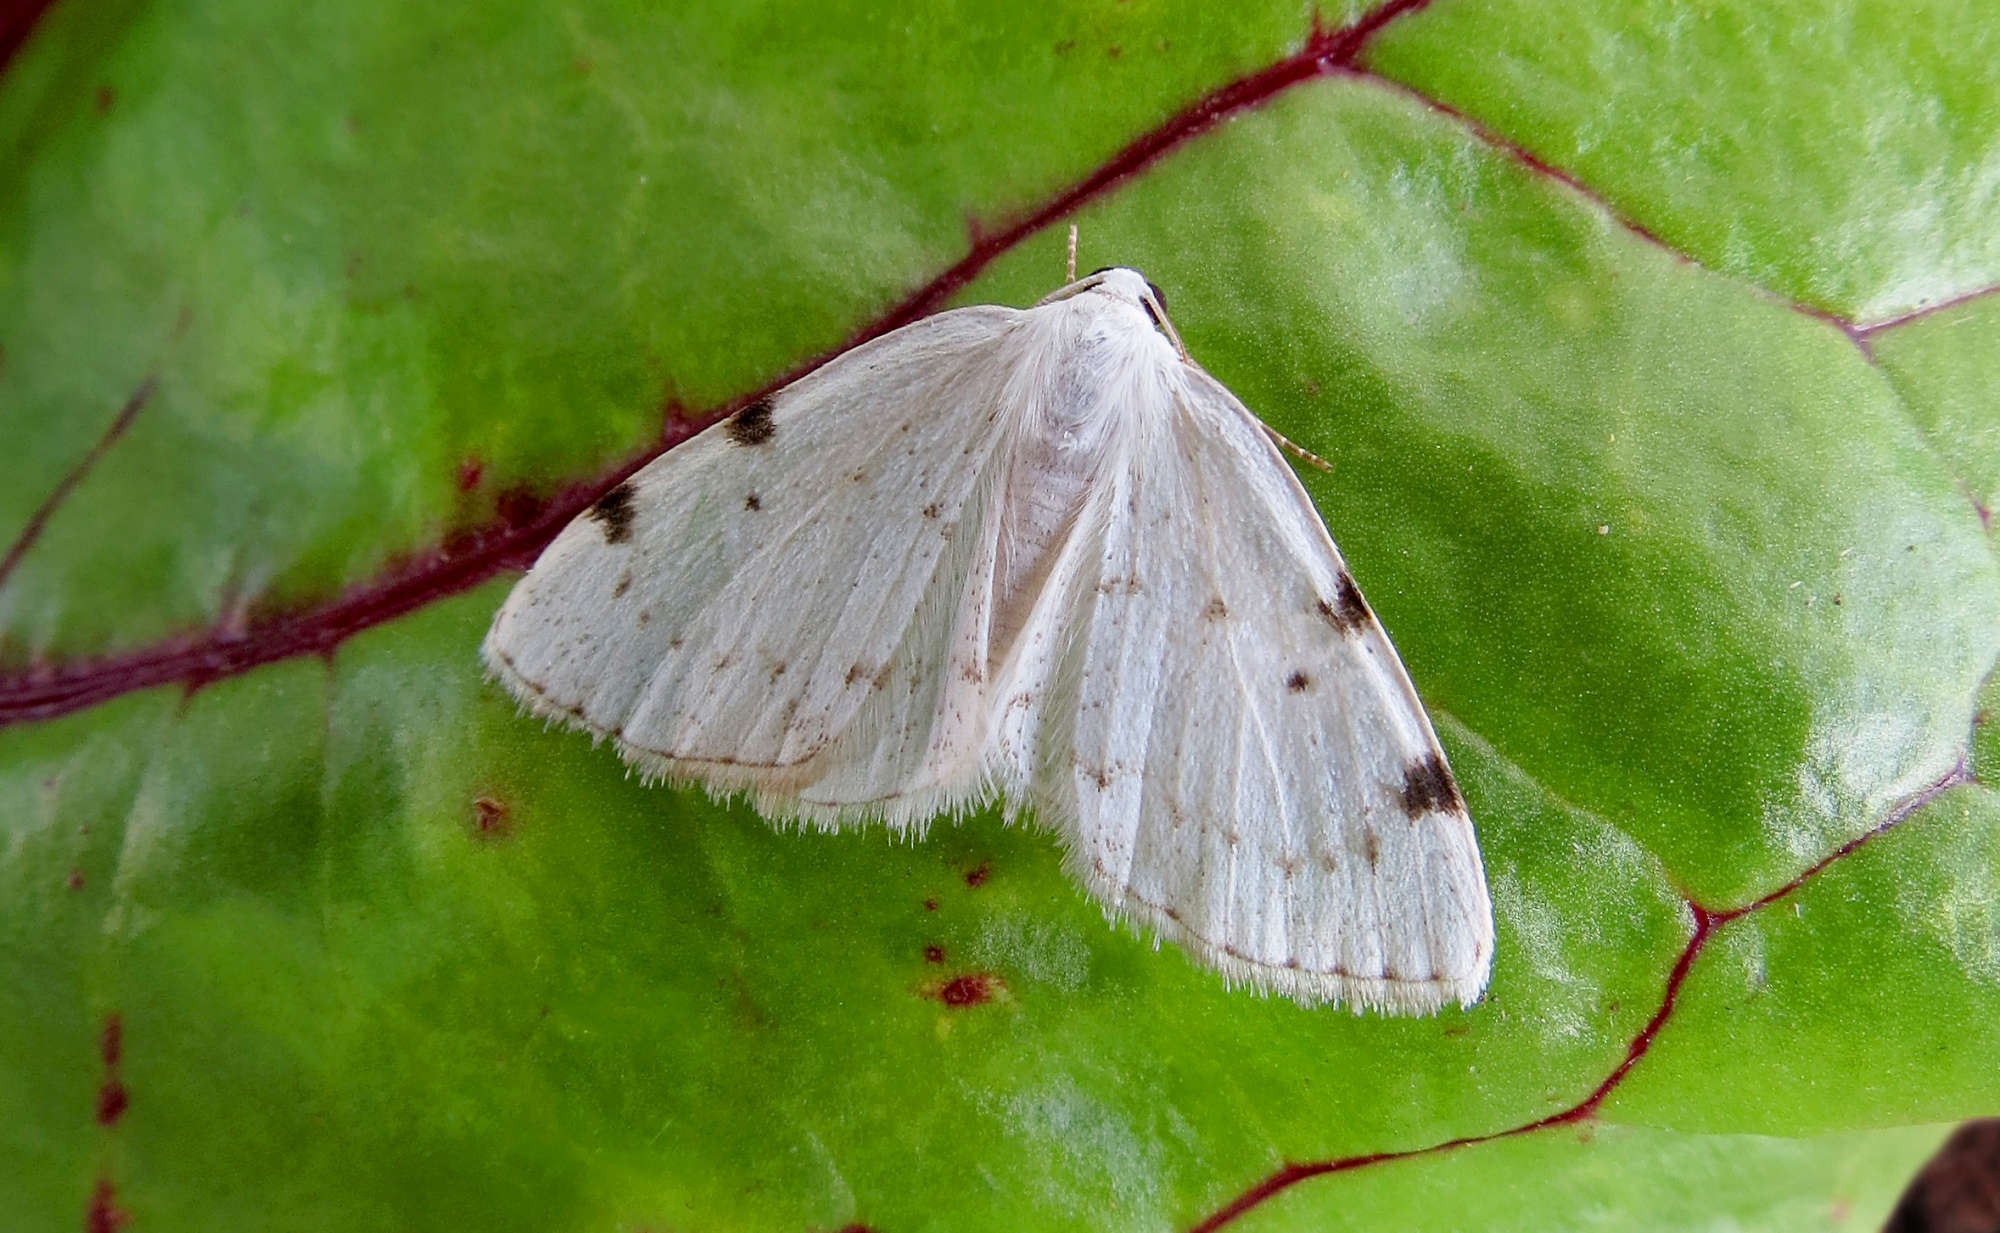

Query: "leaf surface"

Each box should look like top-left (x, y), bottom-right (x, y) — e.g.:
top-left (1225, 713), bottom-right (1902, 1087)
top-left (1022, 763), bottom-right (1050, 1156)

top-left (2, 1), bottom-right (1995, 1229)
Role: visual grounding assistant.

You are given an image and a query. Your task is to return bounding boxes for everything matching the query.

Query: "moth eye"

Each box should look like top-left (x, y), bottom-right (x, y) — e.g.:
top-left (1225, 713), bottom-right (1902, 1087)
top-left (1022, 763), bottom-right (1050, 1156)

top-left (1141, 299), bottom-right (1171, 338)
top-left (1146, 280), bottom-right (1167, 310)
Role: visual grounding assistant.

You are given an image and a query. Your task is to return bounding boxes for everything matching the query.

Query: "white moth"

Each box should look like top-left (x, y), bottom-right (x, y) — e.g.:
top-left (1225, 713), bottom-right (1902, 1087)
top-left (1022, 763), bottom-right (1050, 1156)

top-left (483, 266), bottom-right (1493, 1013)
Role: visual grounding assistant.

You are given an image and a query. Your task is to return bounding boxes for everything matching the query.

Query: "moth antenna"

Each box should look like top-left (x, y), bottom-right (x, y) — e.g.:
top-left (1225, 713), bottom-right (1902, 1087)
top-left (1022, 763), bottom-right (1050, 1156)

top-left (1263, 422), bottom-right (1334, 473)
top-left (1066, 223), bottom-right (1077, 283)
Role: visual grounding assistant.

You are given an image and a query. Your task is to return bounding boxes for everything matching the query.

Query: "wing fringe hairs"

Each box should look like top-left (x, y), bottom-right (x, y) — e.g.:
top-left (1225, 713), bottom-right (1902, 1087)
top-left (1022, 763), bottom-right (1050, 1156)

top-left (482, 268), bottom-right (1493, 1015)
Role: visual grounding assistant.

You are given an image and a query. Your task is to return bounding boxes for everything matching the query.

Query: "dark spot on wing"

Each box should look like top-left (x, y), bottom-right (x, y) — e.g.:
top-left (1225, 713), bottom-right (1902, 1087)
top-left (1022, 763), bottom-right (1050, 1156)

top-left (1400, 753), bottom-right (1465, 819)
top-left (587, 482), bottom-right (637, 544)
top-left (1317, 571), bottom-right (1373, 635)
top-left (922, 502), bottom-right (941, 519)
top-left (612, 571), bottom-right (632, 598)
top-left (725, 396), bottom-right (776, 446)
top-left (1203, 597), bottom-right (1229, 621)
top-left (744, 492), bottom-right (761, 511)
top-left (1362, 828), bottom-right (1381, 867)
top-left (1286, 670), bottom-right (1311, 693)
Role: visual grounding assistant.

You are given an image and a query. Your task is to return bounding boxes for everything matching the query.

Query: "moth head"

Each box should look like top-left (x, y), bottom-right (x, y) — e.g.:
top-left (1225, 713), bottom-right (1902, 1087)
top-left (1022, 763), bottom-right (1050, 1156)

top-left (1041, 266), bottom-right (1185, 359)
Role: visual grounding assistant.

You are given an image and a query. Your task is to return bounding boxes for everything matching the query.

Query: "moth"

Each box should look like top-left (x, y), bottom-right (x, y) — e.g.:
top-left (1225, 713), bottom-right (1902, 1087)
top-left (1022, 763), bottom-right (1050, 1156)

top-left (483, 265), bottom-right (1493, 1013)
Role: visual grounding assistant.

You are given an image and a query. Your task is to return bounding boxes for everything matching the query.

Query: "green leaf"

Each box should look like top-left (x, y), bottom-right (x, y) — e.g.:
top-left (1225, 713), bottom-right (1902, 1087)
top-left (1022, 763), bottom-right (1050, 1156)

top-left (2, 1), bottom-right (1994, 1230)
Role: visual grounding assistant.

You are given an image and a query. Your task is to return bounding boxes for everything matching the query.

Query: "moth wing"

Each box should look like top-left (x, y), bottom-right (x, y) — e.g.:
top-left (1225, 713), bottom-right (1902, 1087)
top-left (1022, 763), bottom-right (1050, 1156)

top-left (1035, 364), bottom-right (1493, 1012)
top-left (483, 305), bottom-right (1027, 824)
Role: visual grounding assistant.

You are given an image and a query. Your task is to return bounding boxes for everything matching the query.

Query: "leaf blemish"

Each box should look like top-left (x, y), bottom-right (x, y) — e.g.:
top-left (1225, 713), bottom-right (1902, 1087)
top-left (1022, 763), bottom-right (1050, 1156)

top-left (96, 1079), bottom-right (128, 1126)
top-left (929, 972), bottom-right (1002, 1008)
top-left (470, 796), bottom-right (511, 839)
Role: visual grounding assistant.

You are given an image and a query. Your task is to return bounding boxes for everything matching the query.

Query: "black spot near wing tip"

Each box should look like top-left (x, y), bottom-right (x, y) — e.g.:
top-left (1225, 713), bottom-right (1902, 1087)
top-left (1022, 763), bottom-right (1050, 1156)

top-left (725, 396), bottom-right (776, 446)
top-left (1318, 571), bottom-right (1373, 635)
top-left (587, 481), bottom-right (637, 544)
top-left (1400, 753), bottom-right (1464, 819)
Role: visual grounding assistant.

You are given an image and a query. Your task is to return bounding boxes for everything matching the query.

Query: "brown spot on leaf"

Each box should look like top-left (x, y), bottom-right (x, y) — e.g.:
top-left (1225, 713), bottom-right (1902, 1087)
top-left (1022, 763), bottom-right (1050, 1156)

top-left (931, 972), bottom-right (1000, 1007)
top-left (100, 1014), bottom-right (122, 1068)
top-left (923, 945), bottom-right (946, 964)
top-left (471, 796), bottom-right (510, 839)
top-left (587, 482), bottom-right (636, 544)
top-left (725, 396), bottom-right (776, 446)
top-left (1400, 753), bottom-right (1465, 818)
top-left (66, 868), bottom-right (84, 891)
top-left (86, 1177), bottom-right (128, 1233)
top-left (964, 863), bottom-right (989, 888)
top-left (96, 1080), bottom-right (128, 1126)
top-left (922, 897), bottom-right (939, 912)
top-left (94, 85), bottom-right (114, 114)
top-left (455, 457), bottom-right (484, 491)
